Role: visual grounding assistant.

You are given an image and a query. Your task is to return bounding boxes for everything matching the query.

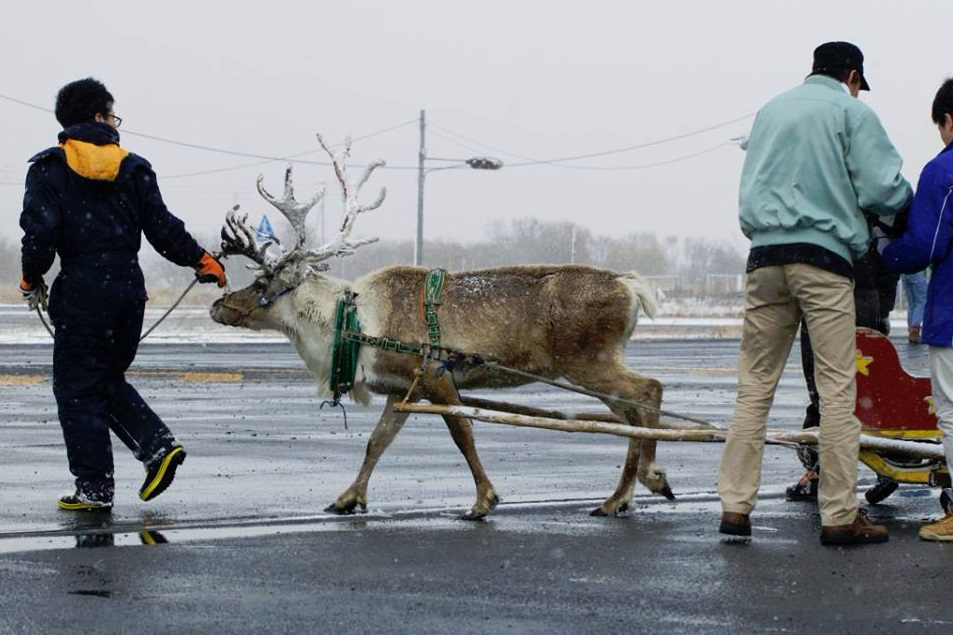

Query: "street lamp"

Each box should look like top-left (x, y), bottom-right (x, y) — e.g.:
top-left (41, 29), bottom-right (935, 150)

top-left (414, 109), bottom-right (502, 266)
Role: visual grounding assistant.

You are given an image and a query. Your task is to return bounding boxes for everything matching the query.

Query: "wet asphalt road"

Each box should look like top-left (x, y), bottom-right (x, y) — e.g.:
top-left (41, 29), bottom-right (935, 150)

top-left (1, 333), bottom-right (952, 634)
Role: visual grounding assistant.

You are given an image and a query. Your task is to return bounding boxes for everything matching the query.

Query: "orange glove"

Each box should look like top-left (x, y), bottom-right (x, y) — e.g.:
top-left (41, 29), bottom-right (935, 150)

top-left (194, 252), bottom-right (227, 288)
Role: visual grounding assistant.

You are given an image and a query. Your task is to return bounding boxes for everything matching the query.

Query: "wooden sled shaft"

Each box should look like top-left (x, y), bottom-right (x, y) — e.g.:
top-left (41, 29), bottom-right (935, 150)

top-left (392, 404), bottom-right (946, 460)
top-left (458, 395), bottom-right (720, 431)
top-left (394, 403), bottom-right (728, 443)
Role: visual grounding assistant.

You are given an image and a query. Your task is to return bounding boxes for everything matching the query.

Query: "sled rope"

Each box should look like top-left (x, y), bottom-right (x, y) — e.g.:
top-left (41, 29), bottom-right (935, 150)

top-left (338, 326), bottom-right (724, 430)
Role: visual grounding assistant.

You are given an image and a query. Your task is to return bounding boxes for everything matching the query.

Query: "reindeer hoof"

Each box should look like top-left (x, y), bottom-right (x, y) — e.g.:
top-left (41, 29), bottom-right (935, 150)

top-left (660, 484), bottom-right (676, 501)
top-left (589, 506), bottom-right (609, 517)
top-left (325, 503), bottom-right (353, 515)
top-left (459, 510), bottom-right (487, 522)
top-left (325, 501), bottom-right (366, 515)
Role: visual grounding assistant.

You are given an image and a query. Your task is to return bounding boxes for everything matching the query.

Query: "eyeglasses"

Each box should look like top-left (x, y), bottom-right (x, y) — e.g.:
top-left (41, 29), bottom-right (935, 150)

top-left (107, 113), bottom-right (122, 128)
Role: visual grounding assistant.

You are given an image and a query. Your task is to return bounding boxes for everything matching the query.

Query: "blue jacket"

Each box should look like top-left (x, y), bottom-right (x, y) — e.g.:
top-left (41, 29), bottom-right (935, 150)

top-left (20, 122), bottom-right (204, 286)
top-left (882, 142), bottom-right (953, 347)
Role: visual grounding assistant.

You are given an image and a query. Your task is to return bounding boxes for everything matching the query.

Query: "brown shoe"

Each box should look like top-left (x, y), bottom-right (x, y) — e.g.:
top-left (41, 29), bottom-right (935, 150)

top-left (908, 326), bottom-right (921, 344)
top-left (719, 512), bottom-right (751, 537)
top-left (820, 510), bottom-right (889, 545)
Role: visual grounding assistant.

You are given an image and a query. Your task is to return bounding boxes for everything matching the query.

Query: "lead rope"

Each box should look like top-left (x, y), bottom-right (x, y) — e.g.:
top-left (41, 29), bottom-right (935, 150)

top-left (35, 276), bottom-right (202, 343)
top-left (35, 306), bottom-right (54, 338)
top-left (137, 278), bottom-right (200, 342)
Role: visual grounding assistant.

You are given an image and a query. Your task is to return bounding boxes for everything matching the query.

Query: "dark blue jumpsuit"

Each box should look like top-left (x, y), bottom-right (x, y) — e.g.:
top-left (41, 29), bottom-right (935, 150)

top-left (20, 122), bottom-right (205, 502)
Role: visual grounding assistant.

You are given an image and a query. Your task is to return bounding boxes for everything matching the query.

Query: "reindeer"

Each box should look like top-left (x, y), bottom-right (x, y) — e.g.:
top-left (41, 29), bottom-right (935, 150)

top-left (210, 136), bottom-right (671, 520)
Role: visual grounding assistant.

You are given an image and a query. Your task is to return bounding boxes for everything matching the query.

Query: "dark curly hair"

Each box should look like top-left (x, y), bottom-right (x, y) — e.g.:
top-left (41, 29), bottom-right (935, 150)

top-left (54, 78), bottom-right (114, 128)
top-left (932, 78), bottom-right (953, 126)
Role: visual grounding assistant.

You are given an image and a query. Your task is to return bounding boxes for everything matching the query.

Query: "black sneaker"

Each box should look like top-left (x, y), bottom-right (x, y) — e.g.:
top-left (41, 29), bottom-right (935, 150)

top-left (57, 492), bottom-right (113, 512)
top-left (785, 471), bottom-right (818, 502)
top-left (139, 446), bottom-right (186, 502)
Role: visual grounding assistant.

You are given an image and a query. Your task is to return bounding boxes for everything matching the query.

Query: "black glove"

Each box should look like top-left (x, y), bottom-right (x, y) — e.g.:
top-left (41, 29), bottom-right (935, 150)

top-left (868, 205), bottom-right (910, 240)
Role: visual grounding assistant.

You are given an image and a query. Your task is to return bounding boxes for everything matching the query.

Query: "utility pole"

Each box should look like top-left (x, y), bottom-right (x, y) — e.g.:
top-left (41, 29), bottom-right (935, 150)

top-left (413, 109), bottom-right (500, 267)
top-left (414, 109), bottom-right (426, 266)
top-left (570, 225), bottom-right (577, 264)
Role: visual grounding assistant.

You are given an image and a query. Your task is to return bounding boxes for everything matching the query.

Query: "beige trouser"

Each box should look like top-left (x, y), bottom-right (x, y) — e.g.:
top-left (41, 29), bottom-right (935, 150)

top-left (718, 263), bottom-right (861, 526)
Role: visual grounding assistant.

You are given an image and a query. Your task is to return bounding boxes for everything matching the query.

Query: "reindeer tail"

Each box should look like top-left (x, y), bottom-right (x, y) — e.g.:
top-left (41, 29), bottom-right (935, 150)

top-left (618, 272), bottom-right (658, 320)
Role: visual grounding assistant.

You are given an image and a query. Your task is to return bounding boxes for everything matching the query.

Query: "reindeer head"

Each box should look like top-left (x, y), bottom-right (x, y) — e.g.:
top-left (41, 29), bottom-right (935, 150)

top-left (210, 135), bottom-right (386, 329)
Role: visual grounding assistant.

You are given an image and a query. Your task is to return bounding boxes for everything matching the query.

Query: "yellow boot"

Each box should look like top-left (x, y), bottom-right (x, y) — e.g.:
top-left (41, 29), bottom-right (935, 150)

top-left (918, 512), bottom-right (953, 541)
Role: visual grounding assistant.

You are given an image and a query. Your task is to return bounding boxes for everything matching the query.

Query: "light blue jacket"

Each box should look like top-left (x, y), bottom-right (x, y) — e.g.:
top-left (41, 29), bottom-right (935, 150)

top-left (740, 75), bottom-right (912, 264)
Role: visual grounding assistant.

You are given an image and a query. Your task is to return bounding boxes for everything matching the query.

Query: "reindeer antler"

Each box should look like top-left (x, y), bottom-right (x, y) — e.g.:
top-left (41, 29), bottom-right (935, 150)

top-left (256, 165), bottom-right (326, 254)
top-left (219, 205), bottom-right (281, 275)
top-left (219, 134), bottom-right (386, 285)
top-left (307, 133), bottom-right (387, 262)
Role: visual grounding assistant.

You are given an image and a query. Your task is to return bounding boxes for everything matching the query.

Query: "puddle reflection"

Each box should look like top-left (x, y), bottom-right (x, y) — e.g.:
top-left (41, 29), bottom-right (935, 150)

top-left (58, 512), bottom-right (171, 549)
top-left (139, 530), bottom-right (168, 546)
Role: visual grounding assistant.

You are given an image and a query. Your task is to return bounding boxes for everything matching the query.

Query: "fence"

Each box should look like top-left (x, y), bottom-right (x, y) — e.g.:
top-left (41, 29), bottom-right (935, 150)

top-left (644, 273), bottom-right (745, 300)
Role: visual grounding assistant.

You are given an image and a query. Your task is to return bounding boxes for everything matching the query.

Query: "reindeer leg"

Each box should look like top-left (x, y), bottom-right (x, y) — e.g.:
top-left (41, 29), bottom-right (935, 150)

top-left (566, 365), bottom-right (670, 516)
top-left (425, 375), bottom-right (500, 521)
top-left (326, 395), bottom-right (409, 515)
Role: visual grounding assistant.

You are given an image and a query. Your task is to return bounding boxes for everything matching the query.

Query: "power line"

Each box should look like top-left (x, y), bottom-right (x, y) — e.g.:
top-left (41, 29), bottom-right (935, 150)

top-left (555, 140), bottom-right (732, 171)
top-left (0, 93), bottom-right (50, 114)
top-left (162, 119), bottom-right (418, 179)
top-left (134, 118), bottom-right (419, 172)
top-left (0, 92), bottom-right (420, 170)
top-left (428, 112), bottom-right (755, 167)
top-left (428, 123), bottom-right (739, 171)
top-left (425, 128), bottom-right (489, 157)
top-left (0, 89), bottom-right (750, 175)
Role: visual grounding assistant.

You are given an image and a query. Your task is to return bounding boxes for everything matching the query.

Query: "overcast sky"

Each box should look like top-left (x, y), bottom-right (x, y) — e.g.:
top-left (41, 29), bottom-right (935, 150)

top-left (1, 1), bottom-right (950, 260)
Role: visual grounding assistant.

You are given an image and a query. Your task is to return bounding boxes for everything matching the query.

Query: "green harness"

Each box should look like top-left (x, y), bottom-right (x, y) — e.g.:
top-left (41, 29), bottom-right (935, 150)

top-left (328, 269), bottom-right (448, 400)
top-left (329, 290), bottom-right (362, 401)
top-left (422, 268), bottom-right (447, 351)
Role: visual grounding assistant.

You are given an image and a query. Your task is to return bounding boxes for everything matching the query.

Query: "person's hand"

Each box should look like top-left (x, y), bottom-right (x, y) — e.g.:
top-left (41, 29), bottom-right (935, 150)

top-left (872, 226), bottom-right (892, 255)
top-left (194, 252), bottom-right (227, 288)
top-left (19, 276), bottom-right (48, 311)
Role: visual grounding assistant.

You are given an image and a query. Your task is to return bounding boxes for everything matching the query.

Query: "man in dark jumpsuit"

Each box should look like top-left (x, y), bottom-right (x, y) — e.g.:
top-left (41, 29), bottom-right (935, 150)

top-left (18, 78), bottom-right (227, 511)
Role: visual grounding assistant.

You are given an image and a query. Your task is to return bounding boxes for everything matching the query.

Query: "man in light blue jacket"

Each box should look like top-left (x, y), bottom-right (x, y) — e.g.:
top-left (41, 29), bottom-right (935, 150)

top-left (881, 78), bottom-right (953, 541)
top-left (717, 42), bottom-right (912, 545)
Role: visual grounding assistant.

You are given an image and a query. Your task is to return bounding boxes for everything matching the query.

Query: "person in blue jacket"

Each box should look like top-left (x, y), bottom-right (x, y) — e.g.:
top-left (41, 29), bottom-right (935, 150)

top-left (881, 78), bottom-right (953, 541)
top-left (18, 78), bottom-right (227, 511)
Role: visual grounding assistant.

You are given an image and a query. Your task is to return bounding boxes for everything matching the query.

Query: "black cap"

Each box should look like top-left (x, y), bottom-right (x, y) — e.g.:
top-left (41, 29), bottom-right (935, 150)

top-left (812, 41), bottom-right (870, 91)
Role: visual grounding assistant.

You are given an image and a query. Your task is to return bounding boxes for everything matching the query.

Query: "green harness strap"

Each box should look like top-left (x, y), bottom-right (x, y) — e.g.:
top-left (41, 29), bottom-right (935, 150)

top-left (328, 270), bottom-right (448, 399)
top-left (423, 268), bottom-right (447, 352)
top-left (342, 331), bottom-right (424, 356)
top-left (329, 291), bottom-right (361, 400)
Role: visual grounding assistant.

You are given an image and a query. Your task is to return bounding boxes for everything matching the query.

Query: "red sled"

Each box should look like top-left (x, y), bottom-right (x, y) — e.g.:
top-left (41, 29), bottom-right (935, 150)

top-left (854, 327), bottom-right (950, 511)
